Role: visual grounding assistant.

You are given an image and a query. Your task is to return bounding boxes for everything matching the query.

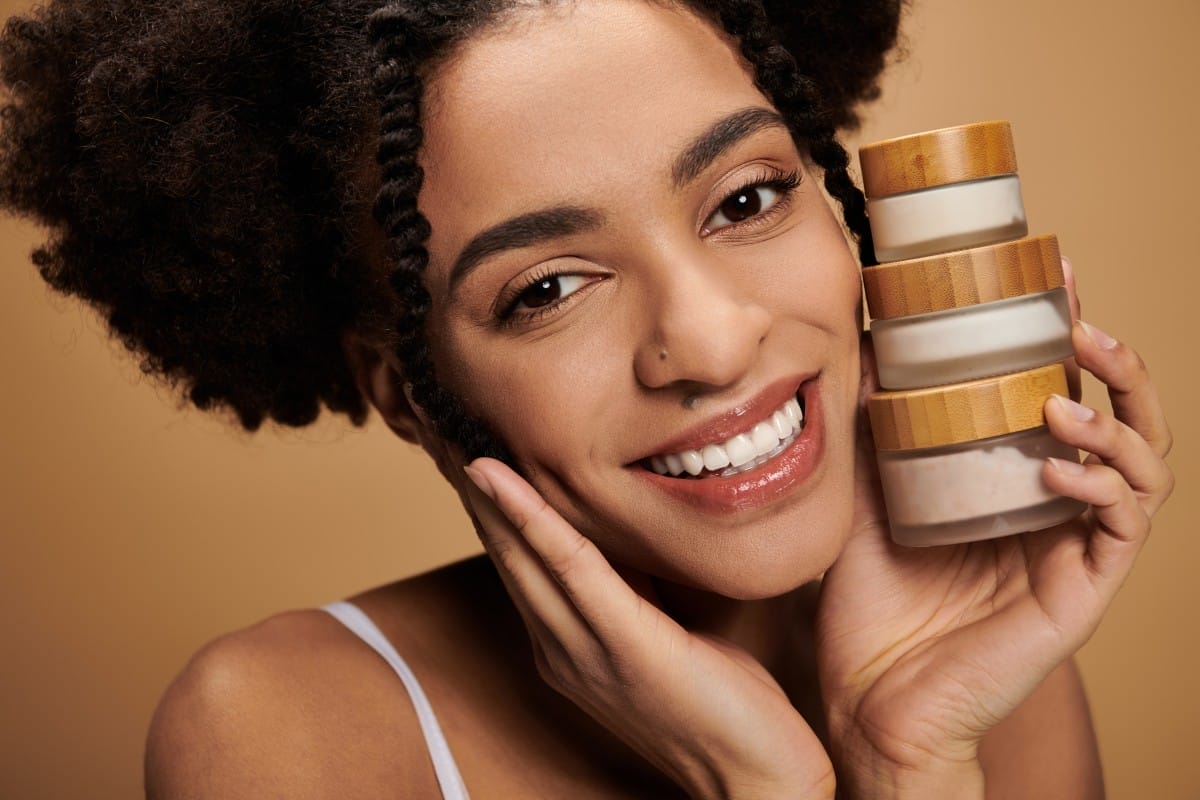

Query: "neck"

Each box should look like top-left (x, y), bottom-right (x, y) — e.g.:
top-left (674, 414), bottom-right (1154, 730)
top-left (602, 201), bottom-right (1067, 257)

top-left (653, 578), bottom-right (823, 704)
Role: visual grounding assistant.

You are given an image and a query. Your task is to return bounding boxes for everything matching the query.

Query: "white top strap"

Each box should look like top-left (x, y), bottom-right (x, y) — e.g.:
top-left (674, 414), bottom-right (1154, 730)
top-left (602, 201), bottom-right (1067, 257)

top-left (323, 600), bottom-right (471, 800)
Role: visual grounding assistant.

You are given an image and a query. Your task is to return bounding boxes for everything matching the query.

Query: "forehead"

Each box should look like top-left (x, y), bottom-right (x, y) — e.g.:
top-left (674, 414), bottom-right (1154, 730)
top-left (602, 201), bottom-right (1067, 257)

top-left (418, 0), bottom-right (771, 269)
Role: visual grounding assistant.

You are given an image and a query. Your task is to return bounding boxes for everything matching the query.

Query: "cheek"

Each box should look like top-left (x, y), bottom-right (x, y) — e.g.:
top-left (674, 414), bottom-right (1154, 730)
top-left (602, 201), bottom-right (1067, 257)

top-left (761, 223), bottom-right (863, 337)
top-left (430, 311), bottom-right (628, 462)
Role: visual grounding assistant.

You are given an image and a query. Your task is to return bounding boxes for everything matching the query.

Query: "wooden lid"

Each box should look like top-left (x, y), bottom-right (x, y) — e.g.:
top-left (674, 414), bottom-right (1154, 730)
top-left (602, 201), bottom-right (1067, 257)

top-left (860, 121), bottom-right (1018, 198)
top-left (863, 234), bottom-right (1063, 321)
top-left (869, 363), bottom-right (1068, 451)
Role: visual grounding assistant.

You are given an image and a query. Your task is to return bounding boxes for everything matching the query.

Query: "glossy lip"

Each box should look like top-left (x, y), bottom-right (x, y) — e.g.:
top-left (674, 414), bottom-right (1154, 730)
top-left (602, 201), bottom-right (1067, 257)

top-left (631, 377), bottom-right (825, 515)
top-left (634, 373), bottom-right (814, 459)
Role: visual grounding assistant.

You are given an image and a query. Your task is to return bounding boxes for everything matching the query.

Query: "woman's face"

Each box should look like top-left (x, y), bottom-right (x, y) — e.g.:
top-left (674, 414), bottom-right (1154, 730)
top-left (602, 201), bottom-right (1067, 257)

top-left (417, 0), bottom-right (863, 598)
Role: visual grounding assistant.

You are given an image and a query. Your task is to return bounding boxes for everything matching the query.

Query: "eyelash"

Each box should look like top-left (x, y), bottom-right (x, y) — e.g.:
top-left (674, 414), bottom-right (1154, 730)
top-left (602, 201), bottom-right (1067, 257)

top-left (496, 263), bottom-right (587, 326)
top-left (497, 166), bottom-right (803, 325)
top-left (702, 167), bottom-right (802, 237)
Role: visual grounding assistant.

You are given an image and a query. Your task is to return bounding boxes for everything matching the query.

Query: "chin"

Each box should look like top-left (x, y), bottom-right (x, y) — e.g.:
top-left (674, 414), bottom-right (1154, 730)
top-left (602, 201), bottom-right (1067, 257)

top-left (635, 493), bottom-right (856, 601)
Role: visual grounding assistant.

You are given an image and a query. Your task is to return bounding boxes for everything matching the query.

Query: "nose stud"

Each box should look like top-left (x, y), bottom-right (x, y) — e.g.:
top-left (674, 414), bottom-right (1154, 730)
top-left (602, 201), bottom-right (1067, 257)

top-left (683, 395), bottom-right (699, 410)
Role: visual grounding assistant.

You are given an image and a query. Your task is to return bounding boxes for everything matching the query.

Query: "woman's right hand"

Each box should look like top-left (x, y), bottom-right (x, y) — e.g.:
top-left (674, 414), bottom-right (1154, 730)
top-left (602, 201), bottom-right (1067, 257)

top-left (463, 459), bottom-right (833, 800)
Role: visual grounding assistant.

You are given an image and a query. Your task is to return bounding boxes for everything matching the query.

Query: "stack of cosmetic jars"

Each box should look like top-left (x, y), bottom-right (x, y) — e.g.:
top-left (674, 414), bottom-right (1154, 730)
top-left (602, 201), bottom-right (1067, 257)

top-left (859, 121), bottom-right (1088, 547)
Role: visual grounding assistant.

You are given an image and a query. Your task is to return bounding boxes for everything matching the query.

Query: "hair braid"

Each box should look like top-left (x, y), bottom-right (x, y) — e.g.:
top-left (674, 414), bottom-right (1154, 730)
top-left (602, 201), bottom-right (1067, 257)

top-left (699, 0), bottom-right (877, 265)
top-left (368, 3), bottom-right (512, 462)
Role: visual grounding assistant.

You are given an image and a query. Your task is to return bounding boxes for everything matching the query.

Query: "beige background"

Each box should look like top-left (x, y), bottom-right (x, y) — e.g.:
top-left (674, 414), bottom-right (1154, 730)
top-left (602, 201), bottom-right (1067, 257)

top-left (1, 1), bottom-right (1196, 797)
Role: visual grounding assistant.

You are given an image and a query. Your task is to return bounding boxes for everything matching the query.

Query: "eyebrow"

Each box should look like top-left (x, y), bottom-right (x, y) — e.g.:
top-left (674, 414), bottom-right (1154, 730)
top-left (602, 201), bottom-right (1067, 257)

top-left (446, 106), bottom-right (787, 292)
top-left (448, 206), bottom-right (605, 292)
top-left (670, 106), bottom-right (787, 189)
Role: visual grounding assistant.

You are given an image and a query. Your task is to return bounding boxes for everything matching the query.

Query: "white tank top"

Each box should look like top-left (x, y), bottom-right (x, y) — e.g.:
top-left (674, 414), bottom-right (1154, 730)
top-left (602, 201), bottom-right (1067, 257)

top-left (323, 600), bottom-right (471, 800)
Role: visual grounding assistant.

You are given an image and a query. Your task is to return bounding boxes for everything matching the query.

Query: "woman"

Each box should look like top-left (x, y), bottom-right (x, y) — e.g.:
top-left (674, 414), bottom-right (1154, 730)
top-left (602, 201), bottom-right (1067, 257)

top-left (0, 0), bottom-right (1173, 796)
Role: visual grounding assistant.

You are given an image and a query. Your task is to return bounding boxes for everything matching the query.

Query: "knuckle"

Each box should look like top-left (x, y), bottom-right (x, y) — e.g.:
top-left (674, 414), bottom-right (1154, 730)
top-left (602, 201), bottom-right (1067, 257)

top-left (533, 648), bottom-right (562, 689)
top-left (541, 650), bottom-right (593, 697)
top-left (1115, 349), bottom-right (1150, 391)
top-left (1161, 465), bottom-right (1176, 501)
top-left (1107, 506), bottom-right (1153, 545)
top-left (1132, 350), bottom-right (1150, 377)
top-left (489, 537), bottom-right (525, 576)
top-left (509, 493), bottom-right (552, 536)
top-left (543, 532), bottom-right (592, 583)
top-left (1097, 413), bottom-right (1124, 448)
top-left (1095, 465), bottom-right (1129, 504)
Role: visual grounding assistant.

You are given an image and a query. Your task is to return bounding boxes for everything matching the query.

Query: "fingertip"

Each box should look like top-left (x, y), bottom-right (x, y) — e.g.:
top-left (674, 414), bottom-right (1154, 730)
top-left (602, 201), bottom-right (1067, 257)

top-left (1062, 256), bottom-right (1081, 320)
top-left (464, 463), bottom-right (496, 502)
top-left (1046, 393), bottom-right (1096, 424)
top-left (1042, 456), bottom-right (1083, 500)
top-left (1076, 320), bottom-right (1119, 351)
top-left (1047, 455), bottom-right (1087, 477)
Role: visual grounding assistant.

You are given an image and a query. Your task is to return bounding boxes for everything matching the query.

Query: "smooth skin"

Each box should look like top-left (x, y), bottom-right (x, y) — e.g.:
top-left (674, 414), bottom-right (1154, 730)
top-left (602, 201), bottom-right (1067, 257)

top-left (146, 2), bottom-right (1171, 798)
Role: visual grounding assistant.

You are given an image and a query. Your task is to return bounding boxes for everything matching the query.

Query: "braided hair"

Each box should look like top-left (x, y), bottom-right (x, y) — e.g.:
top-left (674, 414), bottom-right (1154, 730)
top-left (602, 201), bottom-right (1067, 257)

top-left (1, 0), bottom-right (903, 457)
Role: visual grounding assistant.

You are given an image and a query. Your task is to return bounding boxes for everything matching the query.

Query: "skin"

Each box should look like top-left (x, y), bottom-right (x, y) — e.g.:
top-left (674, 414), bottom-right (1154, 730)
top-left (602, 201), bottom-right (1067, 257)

top-left (416, 0), bottom-right (861, 599)
top-left (145, 2), bottom-right (1173, 798)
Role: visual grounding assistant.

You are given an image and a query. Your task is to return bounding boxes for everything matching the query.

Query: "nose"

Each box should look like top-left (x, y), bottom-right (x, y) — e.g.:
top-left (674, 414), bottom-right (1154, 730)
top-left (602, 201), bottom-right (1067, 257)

top-left (633, 251), bottom-right (772, 392)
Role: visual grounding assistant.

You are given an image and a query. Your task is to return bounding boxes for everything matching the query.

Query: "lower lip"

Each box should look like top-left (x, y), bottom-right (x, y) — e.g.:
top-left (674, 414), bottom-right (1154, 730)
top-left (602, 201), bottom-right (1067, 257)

top-left (633, 379), bottom-right (826, 514)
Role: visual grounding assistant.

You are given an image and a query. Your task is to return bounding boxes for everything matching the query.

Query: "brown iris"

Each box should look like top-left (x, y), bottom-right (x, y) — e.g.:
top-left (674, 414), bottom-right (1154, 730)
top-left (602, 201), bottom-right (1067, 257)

top-left (718, 188), bottom-right (762, 223)
top-left (518, 277), bottom-right (561, 309)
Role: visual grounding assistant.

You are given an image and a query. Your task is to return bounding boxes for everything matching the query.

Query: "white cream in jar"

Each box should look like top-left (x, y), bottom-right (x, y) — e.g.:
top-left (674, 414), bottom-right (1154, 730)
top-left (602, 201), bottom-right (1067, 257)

top-left (860, 121), bottom-right (1028, 263)
top-left (864, 235), bottom-right (1073, 389)
top-left (868, 363), bottom-right (1087, 547)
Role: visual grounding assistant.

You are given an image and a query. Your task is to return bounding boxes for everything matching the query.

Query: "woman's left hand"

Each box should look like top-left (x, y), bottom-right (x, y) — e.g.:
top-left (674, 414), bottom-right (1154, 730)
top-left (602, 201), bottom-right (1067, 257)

top-left (817, 265), bottom-right (1174, 797)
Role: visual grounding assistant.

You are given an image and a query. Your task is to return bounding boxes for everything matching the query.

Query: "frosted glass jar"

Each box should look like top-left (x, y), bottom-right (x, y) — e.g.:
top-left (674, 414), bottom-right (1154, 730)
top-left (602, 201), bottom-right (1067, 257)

top-left (873, 288), bottom-right (1072, 389)
top-left (860, 121), bottom-right (1028, 262)
top-left (863, 235), bottom-right (1072, 389)
top-left (868, 364), bottom-right (1087, 547)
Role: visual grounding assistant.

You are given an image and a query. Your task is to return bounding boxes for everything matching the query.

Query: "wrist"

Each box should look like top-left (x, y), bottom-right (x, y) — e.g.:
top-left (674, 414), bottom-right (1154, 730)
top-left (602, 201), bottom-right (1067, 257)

top-left (840, 760), bottom-right (984, 800)
top-left (825, 699), bottom-right (985, 800)
top-left (682, 758), bottom-right (836, 800)
top-left (830, 734), bottom-right (983, 800)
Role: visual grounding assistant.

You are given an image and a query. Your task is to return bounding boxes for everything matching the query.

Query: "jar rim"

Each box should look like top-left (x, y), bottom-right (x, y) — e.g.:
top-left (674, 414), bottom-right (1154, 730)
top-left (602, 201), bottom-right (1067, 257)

top-left (863, 234), bottom-right (1064, 321)
top-left (868, 363), bottom-right (1069, 451)
top-left (860, 120), bottom-right (1018, 198)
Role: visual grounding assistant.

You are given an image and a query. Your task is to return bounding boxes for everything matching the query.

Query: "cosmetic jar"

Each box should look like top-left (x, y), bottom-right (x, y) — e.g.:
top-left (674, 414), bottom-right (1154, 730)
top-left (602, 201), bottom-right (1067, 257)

top-left (864, 235), bottom-right (1073, 389)
top-left (861, 121), bottom-right (1027, 262)
top-left (868, 363), bottom-right (1087, 547)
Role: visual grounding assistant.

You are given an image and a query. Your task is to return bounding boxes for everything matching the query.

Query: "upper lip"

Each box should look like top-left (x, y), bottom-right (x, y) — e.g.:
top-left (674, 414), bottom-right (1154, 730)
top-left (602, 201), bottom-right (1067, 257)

top-left (633, 374), bottom-right (814, 460)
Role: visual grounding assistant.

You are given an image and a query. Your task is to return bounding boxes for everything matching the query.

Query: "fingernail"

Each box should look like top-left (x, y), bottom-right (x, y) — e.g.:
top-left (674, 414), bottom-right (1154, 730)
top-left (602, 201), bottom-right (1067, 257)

top-left (1054, 394), bottom-right (1096, 422)
top-left (1079, 320), bottom-right (1118, 350)
top-left (1048, 456), bottom-right (1087, 475)
top-left (464, 464), bottom-right (496, 501)
top-left (1061, 256), bottom-right (1073, 283)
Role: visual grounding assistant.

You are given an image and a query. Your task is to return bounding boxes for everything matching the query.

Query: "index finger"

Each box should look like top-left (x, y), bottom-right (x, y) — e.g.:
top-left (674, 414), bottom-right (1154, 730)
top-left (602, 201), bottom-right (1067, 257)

top-left (1073, 320), bottom-right (1173, 459)
top-left (466, 458), bottom-right (647, 643)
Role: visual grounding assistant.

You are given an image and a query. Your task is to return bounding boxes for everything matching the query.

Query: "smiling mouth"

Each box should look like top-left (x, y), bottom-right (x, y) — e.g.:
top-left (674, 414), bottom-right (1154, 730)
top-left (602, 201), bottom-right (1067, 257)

top-left (642, 393), bottom-right (806, 479)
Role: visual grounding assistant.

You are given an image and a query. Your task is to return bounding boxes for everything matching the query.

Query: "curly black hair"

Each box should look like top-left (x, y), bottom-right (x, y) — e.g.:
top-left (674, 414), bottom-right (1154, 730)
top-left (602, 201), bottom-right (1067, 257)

top-left (0, 0), bottom-right (904, 456)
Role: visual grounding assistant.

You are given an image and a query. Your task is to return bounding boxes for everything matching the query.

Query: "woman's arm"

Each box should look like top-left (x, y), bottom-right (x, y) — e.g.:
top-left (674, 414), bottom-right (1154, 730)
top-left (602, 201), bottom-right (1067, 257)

top-left (978, 658), bottom-right (1104, 799)
top-left (817, 263), bottom-right (1171, 799)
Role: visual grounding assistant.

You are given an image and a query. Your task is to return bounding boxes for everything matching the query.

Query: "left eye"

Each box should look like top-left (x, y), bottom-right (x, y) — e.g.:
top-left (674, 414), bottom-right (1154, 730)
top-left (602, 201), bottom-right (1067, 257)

top-left (512, 274), bottom-right (590, 311)
top-left (706, 184), bottom-right (783, 231)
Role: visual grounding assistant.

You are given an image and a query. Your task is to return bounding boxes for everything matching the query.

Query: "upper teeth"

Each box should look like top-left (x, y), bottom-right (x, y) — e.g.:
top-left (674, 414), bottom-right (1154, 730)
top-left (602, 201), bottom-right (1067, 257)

top-left (648, 397), bottom-right (804, 478)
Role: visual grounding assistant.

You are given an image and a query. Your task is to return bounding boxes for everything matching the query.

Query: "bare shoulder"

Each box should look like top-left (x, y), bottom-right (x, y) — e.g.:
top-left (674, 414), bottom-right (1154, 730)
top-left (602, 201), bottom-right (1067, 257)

top-left (979, 657), bottom-right (1105, 800)
top-left (144, 600), bottom-right (442, 799)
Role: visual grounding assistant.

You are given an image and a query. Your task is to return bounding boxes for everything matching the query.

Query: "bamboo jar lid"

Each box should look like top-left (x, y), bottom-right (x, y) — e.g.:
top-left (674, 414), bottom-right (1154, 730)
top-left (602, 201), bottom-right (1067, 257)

top-left (863, 234), bottom-right (1063, 321)
top-left (860, 121), bottom-right (1018, 199)
top-left (869, 363), bottom-right (1069, 451)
